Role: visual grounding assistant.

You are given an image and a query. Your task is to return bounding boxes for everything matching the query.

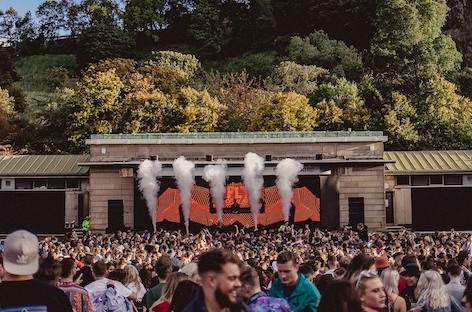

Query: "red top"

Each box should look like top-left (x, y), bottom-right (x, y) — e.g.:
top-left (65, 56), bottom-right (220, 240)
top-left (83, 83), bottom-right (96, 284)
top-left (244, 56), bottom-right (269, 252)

top-left (152, 301), bottom-right (170, 312)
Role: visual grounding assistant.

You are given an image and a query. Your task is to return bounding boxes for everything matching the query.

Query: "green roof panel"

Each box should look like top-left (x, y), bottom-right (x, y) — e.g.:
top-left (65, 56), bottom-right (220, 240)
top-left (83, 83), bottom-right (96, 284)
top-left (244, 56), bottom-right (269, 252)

top-left (384, 151), bottom-right (472, 174)
top-left (0, 155), bottom-right (89, 176)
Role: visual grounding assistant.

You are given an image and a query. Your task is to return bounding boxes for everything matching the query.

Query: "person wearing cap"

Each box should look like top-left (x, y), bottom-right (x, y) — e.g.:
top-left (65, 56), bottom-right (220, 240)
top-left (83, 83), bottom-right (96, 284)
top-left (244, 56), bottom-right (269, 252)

top-left (375, 257), bottom-right (390, 276)
top-left (0, 230), bottom-right (73, 312)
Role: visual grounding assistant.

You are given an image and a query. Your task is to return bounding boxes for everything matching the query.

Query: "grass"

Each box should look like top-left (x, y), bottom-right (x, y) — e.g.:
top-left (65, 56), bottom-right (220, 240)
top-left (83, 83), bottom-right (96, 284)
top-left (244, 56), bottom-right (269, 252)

top-left (15, 54), bottom-right (77, 92)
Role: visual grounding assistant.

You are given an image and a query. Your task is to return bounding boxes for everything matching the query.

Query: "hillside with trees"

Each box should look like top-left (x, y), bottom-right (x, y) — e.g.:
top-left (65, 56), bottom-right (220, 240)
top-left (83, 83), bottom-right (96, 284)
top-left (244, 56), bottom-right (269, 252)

top-left (0, 0), bottom-right (471, 154)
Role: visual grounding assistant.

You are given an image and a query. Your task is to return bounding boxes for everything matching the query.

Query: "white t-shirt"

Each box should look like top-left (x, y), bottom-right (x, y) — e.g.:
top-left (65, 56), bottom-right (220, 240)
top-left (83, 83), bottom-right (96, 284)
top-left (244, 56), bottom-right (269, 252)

top-left (85, 277), bottom-right (133, 298)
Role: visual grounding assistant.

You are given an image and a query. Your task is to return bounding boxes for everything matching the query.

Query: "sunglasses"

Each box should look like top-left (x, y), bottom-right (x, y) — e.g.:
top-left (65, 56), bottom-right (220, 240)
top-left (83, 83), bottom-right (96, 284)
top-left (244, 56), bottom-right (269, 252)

top-left (355, 270), bottom-right (379, 289)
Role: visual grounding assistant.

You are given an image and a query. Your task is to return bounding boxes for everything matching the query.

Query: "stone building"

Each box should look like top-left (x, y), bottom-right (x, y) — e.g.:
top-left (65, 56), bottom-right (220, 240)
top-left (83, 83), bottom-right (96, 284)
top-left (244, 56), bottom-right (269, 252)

top-left (82, 131), bottom-right (390, 232)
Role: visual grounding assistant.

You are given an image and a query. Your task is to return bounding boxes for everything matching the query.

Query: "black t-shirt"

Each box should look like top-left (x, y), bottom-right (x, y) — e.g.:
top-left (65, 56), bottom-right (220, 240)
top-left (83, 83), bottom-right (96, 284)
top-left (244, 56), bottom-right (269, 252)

top-left (0, 279), bottom-right (73, 312)
top-left (282, 284), bottom-right (296, 299)
top-left (76, 265), bottom-right (95, 287)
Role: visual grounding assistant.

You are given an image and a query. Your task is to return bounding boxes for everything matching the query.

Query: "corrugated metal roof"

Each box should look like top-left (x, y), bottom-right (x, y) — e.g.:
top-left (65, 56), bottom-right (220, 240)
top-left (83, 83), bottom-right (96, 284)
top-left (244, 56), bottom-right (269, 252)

top-left (0, 155), bottom-right (89, 176)
top-left (384, 151), bottom-right (472, 174)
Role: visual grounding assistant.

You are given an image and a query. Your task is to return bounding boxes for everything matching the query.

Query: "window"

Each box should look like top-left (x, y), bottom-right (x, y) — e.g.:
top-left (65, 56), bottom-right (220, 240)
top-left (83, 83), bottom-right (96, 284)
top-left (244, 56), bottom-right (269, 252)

top-left (395, 176), bottom-right (410, 185)
top-left (66, 179), bottom-right (80, 189)
top-left (34, 179), bottom-right (47, 188)
top-left (5, 180), bottom-right (11, 187)
top-left (411, 175), bottom-right (429, 186)
top-left (429, 175), bottom-right (443, 185)
top-left (444, 175), bottom-right (462, 185)
top-left (47, 179), bottom-right (65, 189)
top-left (16, 179), bottom-right (34, 189)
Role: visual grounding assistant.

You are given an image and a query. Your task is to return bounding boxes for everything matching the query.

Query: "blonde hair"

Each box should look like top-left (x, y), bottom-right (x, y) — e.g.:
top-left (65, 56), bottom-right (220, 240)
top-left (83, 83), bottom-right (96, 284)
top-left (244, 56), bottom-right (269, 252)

top-left (160, 272), bottom-right (188, 302)
top-left (381, 269), bottom-right (400, 295)
top-left (123, 265), bottom-right (143, 293)
top-left (416, 270), bottom-right (449, 309)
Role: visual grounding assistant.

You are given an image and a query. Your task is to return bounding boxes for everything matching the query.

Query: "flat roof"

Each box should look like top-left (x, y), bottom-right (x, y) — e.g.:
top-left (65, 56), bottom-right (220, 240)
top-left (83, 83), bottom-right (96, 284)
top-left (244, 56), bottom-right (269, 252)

top-left (0, 155), bottom-right (89, 176)
top-left (87, 131), bottom-right (387, 145)
top-left (385, 151), bottom-right (472, 175)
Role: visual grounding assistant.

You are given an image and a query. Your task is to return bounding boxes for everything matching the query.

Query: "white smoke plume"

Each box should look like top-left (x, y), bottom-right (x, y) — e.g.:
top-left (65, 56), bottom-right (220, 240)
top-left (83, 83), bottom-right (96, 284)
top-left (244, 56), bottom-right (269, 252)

top-left (203, 160), bottom-right (227, 224)
top-left (243, 152), bottom-right (265, 229)
top-left (137, 159), bottom-right (162, 232)
top-left (173, 156), bottom-right (195, 234)
top-left (276, 158), bottom-right (303, 222)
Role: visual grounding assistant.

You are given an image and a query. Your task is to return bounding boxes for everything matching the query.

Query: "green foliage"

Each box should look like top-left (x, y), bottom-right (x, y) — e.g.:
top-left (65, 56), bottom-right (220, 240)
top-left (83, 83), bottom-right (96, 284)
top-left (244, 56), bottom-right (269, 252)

top-left (223, 51), bottom-right (278, 78)
top-left (77, 23), bottom-right (135, 69)
top-left (174, 87), bottom-right (225, 132)
top-left (267, 61), bottom-right (328, 96)
top-left (311, 78), bottom-right (370, 130)
top-left (0, 88), bottom-right (15, 141)
top-left (141, 51), bottom-right (200, 92)
top-left (46, 67), bottom-right (70, 89)
top-left (384, 92), bottom-right (420, 148)
top-left (124, 0), bottom-right (166, 34)
top-left (287, 31), bottom-right (363, 80)
top-left (253, 92), bottom-right (316, 131)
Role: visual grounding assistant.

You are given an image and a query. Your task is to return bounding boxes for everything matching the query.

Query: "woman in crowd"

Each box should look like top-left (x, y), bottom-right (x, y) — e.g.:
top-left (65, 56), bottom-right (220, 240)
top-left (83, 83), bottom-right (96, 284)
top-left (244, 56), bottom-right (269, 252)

top-left (124, 265), bottom-right (147, 302)
top-left (356, 271), bottom-right (386, 312)
top-left (414, 270), bottom-right (454, 312)
top-left (381, 269), bottom-right (407, 312)
top-left (345, 254), bottom-right (376, 285)
top-left (318, 280), bottom-right (363, 312)
top-left (150, 272), bottom-right (188, 312)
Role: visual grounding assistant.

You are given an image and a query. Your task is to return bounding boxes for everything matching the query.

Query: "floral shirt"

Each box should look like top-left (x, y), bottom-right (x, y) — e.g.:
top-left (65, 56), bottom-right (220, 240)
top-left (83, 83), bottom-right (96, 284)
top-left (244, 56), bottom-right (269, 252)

top-left (58, 281), bottom-right (93, 312)
top-left (247, 292), bottom-right (292, 312)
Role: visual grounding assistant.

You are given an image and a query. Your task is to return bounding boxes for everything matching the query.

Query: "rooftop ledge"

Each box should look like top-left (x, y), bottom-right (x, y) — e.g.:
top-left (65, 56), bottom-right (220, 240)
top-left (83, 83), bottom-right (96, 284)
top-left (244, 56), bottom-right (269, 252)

top-left (87, 131), bottom-right (388, 145)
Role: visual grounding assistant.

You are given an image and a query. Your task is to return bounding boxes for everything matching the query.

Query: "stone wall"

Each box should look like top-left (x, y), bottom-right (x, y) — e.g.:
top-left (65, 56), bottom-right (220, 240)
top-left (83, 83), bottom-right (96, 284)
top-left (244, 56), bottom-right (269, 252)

top-left (89, 168), bottom-right (134, 231)
top-left (338, 165), bottom-right (386, 229)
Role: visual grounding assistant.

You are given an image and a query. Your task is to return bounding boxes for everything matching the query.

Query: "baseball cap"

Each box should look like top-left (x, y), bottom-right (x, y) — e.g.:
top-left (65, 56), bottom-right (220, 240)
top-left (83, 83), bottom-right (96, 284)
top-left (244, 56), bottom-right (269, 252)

top-left (3, 230), bottom-right (39, 275)
top-left (375, 257), bottom-right (390, 269)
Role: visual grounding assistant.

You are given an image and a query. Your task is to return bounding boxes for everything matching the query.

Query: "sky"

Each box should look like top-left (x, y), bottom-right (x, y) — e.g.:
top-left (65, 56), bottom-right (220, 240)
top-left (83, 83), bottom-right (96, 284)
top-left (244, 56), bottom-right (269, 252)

top-left (0, 0), bottom-right (44, 16)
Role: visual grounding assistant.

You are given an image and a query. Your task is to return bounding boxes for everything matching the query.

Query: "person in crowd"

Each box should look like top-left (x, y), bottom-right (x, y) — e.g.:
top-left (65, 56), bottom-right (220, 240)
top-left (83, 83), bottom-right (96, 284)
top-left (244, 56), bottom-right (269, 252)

top-left (314, 273), bottom-right (334, 296)
top-left (268, 251), bottom-right (321, 312)
top-left (170, 280), bottom-right (202, 312)
top-left (150, 272), bottom-right (188, 312)
top-left (462, 291), bottom-right (472, 312)
top-left (139, 267), bottom-right (154, 290)
top-left (446, 263), bottom-right (466, 305)
top-left (415, 270), bottom-right (458, 312)
top-left (183, 248), bottom-right (247, 312)
top-left (124, 265), bottom-right (147, 302)
top-left (239, 266), bottom-right (291, 312)
top-left (179, 262), bottom-right (199, 283)
top-left (375, 257), bottom-right (390, 277)
top-left (76, 254), bottom-right (95, 287)
top-left (58, 258), bottom-right (93, 312)
top-left (85, 261), bottom-right (137, 311)
top-left (381, 268), bottom-right (407, 312)
top-left (457, 251), bottom-right (471, 284)
top-left (0, 255), bottom-right (5, 283)
top-left (143, 255), bottom-right (172, 310)
top-left (318, 280), bottom-right (362, 312)
top-left (299, 264), bottom-right (315, 284)
top-left (0, 230), bottom-right (73, 312)
top-left (34, 256), bottom-right (62, 286)
top-left (401, 263), bottom-right (420, 309)
top-left (356, 271), bottom-right (386, 312)
top-left (344, 254), bottom-right (376, 285)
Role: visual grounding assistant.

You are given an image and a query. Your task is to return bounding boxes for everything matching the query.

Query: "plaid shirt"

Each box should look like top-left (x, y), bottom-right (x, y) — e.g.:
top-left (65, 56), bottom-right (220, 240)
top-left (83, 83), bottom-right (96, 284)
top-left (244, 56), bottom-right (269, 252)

top-left (58, 281), bottom-right (93, 312)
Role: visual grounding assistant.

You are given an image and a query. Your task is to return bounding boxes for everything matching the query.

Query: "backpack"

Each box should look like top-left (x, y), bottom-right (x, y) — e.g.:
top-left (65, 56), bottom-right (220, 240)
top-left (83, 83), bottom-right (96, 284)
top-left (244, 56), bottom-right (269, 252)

top-left (92, 284), bottom-right (131, 312)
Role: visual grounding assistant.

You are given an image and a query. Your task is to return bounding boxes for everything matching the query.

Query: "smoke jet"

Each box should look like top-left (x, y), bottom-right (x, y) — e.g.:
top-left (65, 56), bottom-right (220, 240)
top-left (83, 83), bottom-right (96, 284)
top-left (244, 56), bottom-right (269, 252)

top-left (243, 152), bottom-right (265, 229)
top-left (203, 160), bottom-right (227, 224)
top-left (173, 156), bottom-right (195, 234)
top-left (137, 159), bottom-right (162, 232)
top-left (276, 158), bottom-right (303, 222)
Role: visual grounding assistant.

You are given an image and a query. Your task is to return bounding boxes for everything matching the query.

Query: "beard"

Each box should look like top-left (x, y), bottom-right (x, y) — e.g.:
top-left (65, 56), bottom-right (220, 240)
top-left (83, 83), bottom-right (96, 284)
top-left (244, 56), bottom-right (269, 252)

top-left (215, 285), bottom-right (238, 309)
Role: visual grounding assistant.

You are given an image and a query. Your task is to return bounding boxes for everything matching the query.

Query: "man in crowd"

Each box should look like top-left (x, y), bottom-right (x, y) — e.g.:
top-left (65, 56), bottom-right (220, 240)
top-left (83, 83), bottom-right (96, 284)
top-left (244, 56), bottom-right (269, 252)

top-left (85, 261), bottom-right (136, 311)
top-left (401, 263), bottom-right (420, 310)
top-left (143, 254), bottom-right (172, 309)
top-left (58, 258), bottom-right (93, 312)
top-left (239, 266), bottom-right (291, 312)
top-left (268, 251), bottom-right (321, 312)
top-left (76, 254), bottom-right (94, 287)
top-left (446, 263), bottom-right (465, 305)
top-left (183, 248), bottom-right (247, 312)
top-left (0, 230), bottom-right (73, 312)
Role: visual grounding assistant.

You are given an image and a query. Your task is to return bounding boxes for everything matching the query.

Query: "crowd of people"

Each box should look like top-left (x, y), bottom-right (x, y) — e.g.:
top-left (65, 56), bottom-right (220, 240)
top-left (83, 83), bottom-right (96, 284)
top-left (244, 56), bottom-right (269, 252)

top-left (1, 224), bottom-right (472, 312)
